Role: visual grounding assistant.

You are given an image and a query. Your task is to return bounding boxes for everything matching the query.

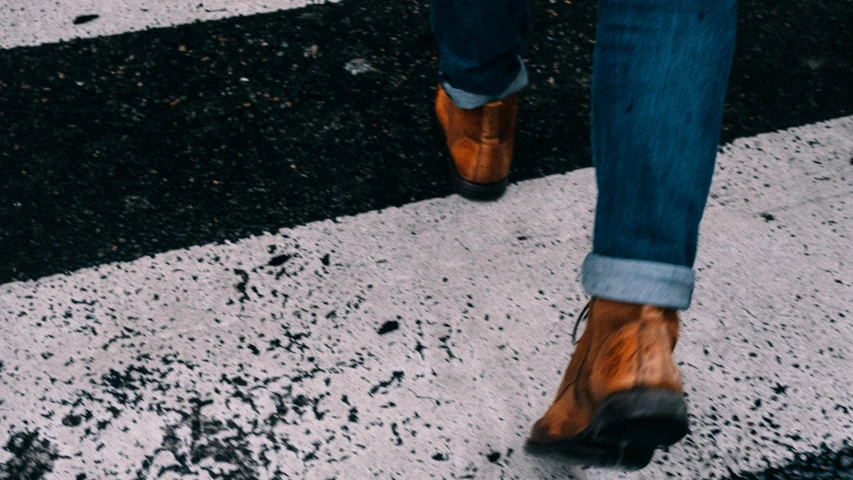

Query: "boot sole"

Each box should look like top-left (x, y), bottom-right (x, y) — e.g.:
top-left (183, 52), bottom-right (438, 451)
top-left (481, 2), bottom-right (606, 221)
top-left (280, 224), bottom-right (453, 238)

top-left (447, 158), bottom-right (508, 201)
top-left (525, 388), bottom-right (688, 469)
top-left (591, 388), bottom-right (689, 447)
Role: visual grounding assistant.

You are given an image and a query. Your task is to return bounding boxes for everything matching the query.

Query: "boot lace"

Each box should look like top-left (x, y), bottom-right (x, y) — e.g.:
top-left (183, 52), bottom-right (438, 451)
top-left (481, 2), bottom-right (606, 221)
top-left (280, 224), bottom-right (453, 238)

top-left (571, 301), bottom-right (592, 344)
top-left (552, 300), bottom-right (594, 401)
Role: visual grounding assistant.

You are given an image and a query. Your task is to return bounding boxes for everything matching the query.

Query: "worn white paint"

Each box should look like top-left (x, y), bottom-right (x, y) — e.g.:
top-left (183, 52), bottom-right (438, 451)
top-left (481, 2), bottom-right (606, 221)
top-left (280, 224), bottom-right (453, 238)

top-left (1, 116), bottom-right (852, 479)
top-left (1, 0), bottom-right (332, 49)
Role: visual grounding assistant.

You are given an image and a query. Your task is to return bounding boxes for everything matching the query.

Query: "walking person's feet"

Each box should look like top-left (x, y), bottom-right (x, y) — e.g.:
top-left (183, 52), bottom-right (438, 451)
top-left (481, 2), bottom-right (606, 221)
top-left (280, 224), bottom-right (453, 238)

top-left (434, 84), bottom-right (517, 201)
top-left (525, 298), bottom-right (689, 470)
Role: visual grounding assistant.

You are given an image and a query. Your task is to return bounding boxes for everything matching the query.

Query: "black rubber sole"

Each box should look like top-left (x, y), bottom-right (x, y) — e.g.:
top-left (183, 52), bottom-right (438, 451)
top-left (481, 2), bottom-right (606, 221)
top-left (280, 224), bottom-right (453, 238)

top-left (447, 158), bottom-right (508, 201)
top-left (592, 389), bottom-right (689, 447)
top-left (525, 388), bottom-right (689, 470)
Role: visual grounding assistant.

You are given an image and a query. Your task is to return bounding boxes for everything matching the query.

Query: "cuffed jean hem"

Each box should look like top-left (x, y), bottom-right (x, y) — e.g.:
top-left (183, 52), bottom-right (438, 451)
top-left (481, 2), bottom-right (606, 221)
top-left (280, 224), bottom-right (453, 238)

top-left (441, 57), bottom-right (529, 109)
top-left (581, 253), bottom-right (695, 310)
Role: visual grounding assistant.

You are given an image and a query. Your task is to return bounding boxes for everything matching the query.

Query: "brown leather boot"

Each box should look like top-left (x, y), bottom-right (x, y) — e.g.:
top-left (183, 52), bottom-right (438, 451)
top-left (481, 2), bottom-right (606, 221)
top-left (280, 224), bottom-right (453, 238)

top-left (434, 84), bottom-right (517, 200)
top-left (525, 298), bottom-right (689, 469)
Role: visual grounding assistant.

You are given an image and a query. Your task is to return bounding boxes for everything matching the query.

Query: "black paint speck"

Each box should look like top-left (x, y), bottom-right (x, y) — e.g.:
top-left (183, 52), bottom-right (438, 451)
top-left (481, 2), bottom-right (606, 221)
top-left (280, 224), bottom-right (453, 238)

top-left (321, 253), bottom-right (330, 266)
top-left (73, 14), bottom-right (100, 25)
top-left (772, 383), bottom-right (789, 395)
top-left (432, 453), bottom-right (448, 461)
top-left (391, 422), bottom-right (403, 445)
top-left (368, 371), bottom-right (404, 396)
top-left (760, 212), bottom-right (776, 222)
top-left (62, 413), bottom-right (83, 427)
top-left (233, 269), bottom-right (250, 302)
top-left (414, 341), bottom-right (426, 359)
top-left (378, 320), bottom-right (400, 335)
top-left (268, 254), bottom-right (292, 266)
top-left (486, 451), bottom-right (501, 463)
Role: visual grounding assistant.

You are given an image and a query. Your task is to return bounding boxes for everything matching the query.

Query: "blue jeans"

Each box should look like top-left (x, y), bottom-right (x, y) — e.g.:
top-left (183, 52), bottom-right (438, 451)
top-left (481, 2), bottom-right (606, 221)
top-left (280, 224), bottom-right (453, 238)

top-left (431, 0), bottom-right (737, 309)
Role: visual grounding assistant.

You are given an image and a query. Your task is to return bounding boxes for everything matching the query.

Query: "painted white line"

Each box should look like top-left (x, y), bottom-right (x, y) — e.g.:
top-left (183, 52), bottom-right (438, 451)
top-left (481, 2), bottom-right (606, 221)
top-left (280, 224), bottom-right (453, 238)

top-left (1, 0), bottom-right (334, 49)
top-left (1, 116), bottom-right (852, 479)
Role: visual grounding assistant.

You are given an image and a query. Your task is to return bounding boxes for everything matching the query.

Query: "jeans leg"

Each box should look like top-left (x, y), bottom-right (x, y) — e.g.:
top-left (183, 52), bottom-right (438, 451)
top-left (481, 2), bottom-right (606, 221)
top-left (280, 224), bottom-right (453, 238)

top-left (430, 0), bottom-right (530, 108)
top-left (582, 0), bottom-right (737, 310)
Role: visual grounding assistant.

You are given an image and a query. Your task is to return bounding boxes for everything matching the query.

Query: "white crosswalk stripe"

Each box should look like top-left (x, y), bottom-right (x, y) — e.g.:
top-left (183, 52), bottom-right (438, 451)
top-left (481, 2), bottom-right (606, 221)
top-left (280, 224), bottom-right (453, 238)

top-left (1, 0), bottom-right (332, 49)
top-left (1, 116), bottom-right (851, 479)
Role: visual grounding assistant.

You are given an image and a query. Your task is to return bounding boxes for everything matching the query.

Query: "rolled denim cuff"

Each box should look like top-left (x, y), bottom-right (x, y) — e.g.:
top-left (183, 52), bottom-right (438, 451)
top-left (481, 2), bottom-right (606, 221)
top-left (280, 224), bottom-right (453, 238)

top-left (581, 253), bottom-right (695, 310)
top-left (441, 57), bottom-right (529, 109)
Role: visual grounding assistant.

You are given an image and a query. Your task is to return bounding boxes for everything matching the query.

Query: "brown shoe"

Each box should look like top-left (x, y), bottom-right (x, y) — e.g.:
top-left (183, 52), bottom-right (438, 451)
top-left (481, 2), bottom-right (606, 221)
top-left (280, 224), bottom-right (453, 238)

top-left (434, 84), bottom-right (517, 200)
top-left (525, 299), bottom-right (689, 469)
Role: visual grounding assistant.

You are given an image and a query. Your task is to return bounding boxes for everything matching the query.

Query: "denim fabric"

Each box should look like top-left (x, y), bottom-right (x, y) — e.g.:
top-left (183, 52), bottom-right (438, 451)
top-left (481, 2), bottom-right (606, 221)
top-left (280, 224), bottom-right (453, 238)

top-left (431, 0), bottom-right (737, 309)
top-left (430, 0), bottom-right (530, 106)
top-left (586, 0), bottom-right (737, 308)
top-left (440, 57), bottom-right (529, 109)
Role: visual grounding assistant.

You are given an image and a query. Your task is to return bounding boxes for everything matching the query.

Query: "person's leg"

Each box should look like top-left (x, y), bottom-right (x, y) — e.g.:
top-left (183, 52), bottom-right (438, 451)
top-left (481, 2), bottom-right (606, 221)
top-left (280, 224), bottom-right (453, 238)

top-left (527, 0), bottom-right (737, 466)
top-left (431, 0), bottom-right (529, 199)
top-left (584, 0), bottom-right (737, 308)
top-left (430, 0), bottom-right (530, 109)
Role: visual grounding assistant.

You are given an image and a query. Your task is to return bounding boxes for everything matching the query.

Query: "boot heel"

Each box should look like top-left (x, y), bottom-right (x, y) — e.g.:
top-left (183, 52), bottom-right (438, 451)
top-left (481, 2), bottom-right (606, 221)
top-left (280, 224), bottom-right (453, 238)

top-left (447, 159), bottom-right (508, 201)
top-left (591, 389), bottom-right (689, 448)
top-left (432, 107), bottom-right (509, 201)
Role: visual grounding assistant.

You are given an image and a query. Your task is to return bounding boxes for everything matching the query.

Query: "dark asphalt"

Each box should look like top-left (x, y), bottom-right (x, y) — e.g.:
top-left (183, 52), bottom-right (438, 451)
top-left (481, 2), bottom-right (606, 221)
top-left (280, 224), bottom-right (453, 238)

top-left (2, 0), bottom-right (851, 285)
top-left (728, 442), bottom-right (853, 480)
top-left (0, 0), bottom-right (852, 476)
